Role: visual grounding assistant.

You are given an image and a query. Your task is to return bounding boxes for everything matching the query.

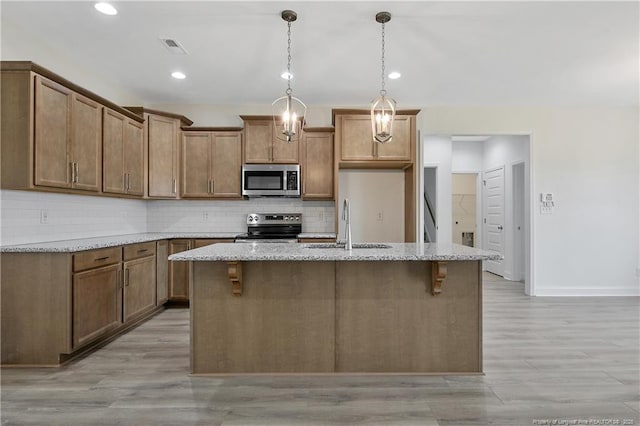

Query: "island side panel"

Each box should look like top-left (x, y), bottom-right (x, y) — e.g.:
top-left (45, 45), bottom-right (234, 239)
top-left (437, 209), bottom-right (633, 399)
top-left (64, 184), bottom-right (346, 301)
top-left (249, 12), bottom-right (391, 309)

top-left (335, 260), bottom-right (482, 373)
top-left (190, 260), bottom-right (335, 374)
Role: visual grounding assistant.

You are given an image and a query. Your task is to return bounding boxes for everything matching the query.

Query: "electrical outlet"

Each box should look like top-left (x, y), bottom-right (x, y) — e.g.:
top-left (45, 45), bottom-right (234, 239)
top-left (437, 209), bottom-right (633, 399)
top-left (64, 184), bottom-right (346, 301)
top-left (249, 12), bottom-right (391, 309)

top-left (202, 212), bottom-right (209, 221)
top-left (40, 209), bottom-right (48, 224)
top-left (377, 211), bottom-right (383, 221)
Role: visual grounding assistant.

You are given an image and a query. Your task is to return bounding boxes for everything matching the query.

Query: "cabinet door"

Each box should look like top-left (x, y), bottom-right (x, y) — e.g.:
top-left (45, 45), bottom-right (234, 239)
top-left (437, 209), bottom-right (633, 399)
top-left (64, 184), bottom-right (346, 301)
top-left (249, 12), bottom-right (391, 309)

top-left (156, 240), bottom-right (169, 306)
top-left (70, 94), bottom-right (101, 192)
top-left (375, 115), bottom-right (412, 161)
top-left (168, 240), bottom-right (191, 301)
top-left (301, 132), bottom-right (334, 200)
top-left (123, 256), bottom-right (156, 322)
top-left (339, 115), bottom-right (375, 161)
top-left (212, 132), bottom-right (242, 198)
top-left (124, 119), bottom-right (144, 196)
top-left (148, 115), bottom-right (178, 198)
top-left (272, 121), bottom-right (300, 163)
top-left (243, 120), bottom-right (272, 163)
top-left (102, 109), bottom-right (125, 194)
top-left (72, 263), bottom-right (122, 349)
top-left (182, 132), bottom-right (212, 198)
top-left (34, 75), bottom-right (72, 189)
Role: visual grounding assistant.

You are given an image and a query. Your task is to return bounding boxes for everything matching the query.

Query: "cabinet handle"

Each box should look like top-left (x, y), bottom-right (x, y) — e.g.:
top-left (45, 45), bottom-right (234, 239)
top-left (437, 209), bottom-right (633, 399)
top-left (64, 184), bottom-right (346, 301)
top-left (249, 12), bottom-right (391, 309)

top-left (74, 163), bottom-right (79, 183)
top-left (69, 162), bottom-right (74, 184)
top-left (124, 173), bottom-right (129, 192)
top-left (270, 146), bottom-right (274, 162)
top-left (137, 249), bottom-right (149, 253)
top-left (94, 256), bottom-right (109, 262)
top-left (211, 179), bottom-right (214, 194)
top-left (172, 178), bottom-right (177, 194)
top-left (124, 269), bottom-right (130, 287)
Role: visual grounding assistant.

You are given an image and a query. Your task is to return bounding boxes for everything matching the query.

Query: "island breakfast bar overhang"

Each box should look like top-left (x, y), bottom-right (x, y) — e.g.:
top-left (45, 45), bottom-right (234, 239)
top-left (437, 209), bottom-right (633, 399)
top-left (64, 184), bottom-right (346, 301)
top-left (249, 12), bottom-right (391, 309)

top-left (169, 243), bottom-right (502, 375)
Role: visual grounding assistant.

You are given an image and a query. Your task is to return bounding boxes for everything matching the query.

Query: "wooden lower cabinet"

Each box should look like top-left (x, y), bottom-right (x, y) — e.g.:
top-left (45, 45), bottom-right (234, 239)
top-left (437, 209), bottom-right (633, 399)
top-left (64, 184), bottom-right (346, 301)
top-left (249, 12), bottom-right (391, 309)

top-left (156, 240), bottom-right (169, 305)
top-left (168, 239), bottom-right (233, 303)
top-left (169, 239), bottom-right (191, 302)
top-left (123, 256), bottom-right (156, 322)
top-left (1, 243), bottom-right (163, 366)
top-left (72, 263), bottom-right (122, 349)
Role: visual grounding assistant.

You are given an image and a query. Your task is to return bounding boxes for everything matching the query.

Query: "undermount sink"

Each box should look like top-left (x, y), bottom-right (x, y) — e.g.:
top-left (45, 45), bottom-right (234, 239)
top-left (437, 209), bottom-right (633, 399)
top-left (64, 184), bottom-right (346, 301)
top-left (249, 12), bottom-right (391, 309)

top-left (302, 243), bottom-right (392, 249)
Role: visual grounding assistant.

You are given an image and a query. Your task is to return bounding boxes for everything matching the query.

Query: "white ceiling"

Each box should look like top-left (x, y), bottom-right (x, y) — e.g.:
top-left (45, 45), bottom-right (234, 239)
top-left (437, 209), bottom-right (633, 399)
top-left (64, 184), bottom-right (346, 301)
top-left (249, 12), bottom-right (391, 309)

top-left (2, 1), bottom-right (638, 107)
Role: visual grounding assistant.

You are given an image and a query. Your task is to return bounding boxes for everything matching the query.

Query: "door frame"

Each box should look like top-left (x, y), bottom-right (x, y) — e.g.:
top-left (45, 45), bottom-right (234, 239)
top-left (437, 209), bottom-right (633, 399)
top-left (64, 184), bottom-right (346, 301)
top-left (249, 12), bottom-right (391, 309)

top-left (418, 132), bottom-right (535, 295)
top-left (512, 161), bottom-right (526, 283)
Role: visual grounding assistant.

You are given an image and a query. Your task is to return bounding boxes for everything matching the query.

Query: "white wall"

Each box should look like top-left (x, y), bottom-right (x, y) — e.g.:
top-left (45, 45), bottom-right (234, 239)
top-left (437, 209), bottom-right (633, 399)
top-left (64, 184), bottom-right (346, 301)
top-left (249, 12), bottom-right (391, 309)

top-left (421, 106), bottom-right (639, 296)
top-left (0, 20), bottom-right (140, 105)
top-left (0, 190), bottom-right (147, 245)
top-left (337, 170), bottom-right (405, 243)
top-left (452, 141), bottom-right (484, 171)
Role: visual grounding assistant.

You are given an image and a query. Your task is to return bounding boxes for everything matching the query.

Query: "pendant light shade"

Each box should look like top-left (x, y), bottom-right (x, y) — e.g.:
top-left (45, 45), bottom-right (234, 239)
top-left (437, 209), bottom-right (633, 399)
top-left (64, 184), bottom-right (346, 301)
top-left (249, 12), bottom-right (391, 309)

top-left (273, 10), bottom-right (306, 143)
top-left (371, 11), bottom-right (396, 144)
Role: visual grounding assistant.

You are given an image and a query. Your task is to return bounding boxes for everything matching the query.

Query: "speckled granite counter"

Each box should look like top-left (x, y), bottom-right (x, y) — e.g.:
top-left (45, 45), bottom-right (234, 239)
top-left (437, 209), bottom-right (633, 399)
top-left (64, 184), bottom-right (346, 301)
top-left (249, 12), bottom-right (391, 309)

top-left (296, 233), bottom-right (336, 239)
top-left (0, 233), bottom-right (240, 253)
top-left (169, 242), bottom-right (500, 262)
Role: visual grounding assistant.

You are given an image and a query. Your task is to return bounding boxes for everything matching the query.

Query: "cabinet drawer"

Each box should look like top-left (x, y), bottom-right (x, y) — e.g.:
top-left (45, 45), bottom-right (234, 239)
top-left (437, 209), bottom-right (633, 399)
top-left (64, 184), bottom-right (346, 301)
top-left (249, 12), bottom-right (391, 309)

top-left (123, 242), bottom-right (156, 261)
top-left (74, 247), bottom-right (121, 272)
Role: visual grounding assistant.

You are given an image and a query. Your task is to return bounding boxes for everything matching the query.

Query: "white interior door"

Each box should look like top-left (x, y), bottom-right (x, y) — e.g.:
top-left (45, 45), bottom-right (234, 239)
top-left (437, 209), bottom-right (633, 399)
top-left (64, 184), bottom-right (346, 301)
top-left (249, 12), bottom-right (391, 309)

top-left (483, 166), bottom-right (505, 276)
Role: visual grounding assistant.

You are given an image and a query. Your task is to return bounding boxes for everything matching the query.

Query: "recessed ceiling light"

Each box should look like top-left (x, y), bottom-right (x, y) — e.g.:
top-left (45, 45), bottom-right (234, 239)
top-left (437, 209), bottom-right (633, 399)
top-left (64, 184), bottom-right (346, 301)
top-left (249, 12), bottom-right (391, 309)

top-left (171, 71), bottom-right (186, 80)
top-left (94, 2), bottom-right (117, 16)
top-left (388, 71), bottom-right (401, 80)
top-left (281, 71), bottom-right (293, 80)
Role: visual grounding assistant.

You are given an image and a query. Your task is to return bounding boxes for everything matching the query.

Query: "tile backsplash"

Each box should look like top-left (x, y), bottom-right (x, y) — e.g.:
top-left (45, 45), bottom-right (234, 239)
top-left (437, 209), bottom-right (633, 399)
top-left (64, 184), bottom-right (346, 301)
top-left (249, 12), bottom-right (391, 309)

top-left (147, 198), bottom-right (335, 234)
top-left (0, 190), bottom-right (147, 245)
top-left (1, 190), bottom-right (335, 245)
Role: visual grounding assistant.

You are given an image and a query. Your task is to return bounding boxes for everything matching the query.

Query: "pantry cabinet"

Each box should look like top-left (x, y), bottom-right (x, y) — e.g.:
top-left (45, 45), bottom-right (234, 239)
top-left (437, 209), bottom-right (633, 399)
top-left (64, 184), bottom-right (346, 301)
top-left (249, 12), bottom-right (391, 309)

top-left (103, 108), bottom-right (144, 196)
top-left (241, 116), bottom-right (300, 163)
top-left (1, 62), bottom-right (143, 195)
top-left (182, 129), bottom-right (243, 198)
top-left (300, 128), bottom-right (334, 200)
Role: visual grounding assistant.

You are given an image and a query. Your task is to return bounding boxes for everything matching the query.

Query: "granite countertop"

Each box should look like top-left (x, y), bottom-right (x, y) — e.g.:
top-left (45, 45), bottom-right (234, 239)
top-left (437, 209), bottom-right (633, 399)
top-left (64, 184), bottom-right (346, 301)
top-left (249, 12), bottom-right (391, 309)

top-left (0, 233), bottom-right (240, 253)
top-left (169, 242), bottom-right (502, 262)
top-left (0, 232), bottom-right (339, 253)
top-left (297, 233), bottom-right (336, 239)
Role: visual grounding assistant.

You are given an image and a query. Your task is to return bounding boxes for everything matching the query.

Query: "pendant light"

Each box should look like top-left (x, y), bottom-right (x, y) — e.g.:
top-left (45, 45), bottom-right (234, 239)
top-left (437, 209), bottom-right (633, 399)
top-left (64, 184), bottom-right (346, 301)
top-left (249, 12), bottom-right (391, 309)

top-left (371, 11), bottom-right (396, 144)
top-left (272, 10), bottom-right (306, 143)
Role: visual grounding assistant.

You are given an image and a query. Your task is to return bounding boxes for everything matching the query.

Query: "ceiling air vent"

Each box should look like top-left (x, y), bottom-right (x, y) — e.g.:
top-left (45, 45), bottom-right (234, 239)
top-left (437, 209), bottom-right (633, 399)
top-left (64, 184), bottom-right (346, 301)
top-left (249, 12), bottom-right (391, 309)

top-left (159, 38), bottom-right (188, 55)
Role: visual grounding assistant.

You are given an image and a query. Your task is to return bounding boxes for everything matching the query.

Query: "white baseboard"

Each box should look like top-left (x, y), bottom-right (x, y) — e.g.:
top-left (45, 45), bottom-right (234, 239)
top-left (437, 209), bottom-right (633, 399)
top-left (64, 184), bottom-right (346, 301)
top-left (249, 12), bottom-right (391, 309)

top-left (534, 287), bottom-right (640, 296)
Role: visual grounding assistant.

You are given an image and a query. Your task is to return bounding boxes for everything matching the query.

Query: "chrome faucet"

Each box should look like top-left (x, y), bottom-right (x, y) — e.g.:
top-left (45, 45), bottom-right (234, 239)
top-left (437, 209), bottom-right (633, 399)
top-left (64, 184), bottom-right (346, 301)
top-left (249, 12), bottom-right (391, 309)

top-left (342, 198), bottom-right (352, 250)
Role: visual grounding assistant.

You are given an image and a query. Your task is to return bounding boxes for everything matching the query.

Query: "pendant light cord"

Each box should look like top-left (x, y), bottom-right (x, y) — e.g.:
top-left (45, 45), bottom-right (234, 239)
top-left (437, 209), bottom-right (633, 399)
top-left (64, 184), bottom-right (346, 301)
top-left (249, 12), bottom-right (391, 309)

top-left (380, 21), bottom-right (386, 97)
top-left (286, 20), bottom-right (292, 95)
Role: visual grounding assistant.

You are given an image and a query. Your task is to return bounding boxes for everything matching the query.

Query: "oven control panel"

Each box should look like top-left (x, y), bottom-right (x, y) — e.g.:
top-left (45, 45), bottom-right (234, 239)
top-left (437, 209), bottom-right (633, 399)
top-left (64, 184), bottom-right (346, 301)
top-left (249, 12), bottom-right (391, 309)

top-left (247, 213), bottom-right (302, 226)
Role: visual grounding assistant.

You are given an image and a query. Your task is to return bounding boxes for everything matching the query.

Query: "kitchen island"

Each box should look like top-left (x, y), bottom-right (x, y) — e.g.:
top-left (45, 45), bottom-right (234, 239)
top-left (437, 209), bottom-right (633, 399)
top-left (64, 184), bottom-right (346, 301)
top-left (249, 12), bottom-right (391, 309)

top-left (169, 242), bottom-right (501, 375)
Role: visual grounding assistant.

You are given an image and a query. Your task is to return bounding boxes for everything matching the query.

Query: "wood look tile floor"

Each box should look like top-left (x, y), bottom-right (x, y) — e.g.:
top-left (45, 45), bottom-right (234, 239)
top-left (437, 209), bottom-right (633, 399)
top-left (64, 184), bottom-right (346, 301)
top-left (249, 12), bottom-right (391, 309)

top-left (2, 273), bottom-right (639, 426)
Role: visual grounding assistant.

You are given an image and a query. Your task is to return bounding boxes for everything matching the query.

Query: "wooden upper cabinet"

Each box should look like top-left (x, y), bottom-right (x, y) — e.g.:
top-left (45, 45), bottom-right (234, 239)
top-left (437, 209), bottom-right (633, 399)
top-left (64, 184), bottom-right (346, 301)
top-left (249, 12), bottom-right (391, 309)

top-left (211, 132), bottom-right (242, 197)
top-left (34, 75), bottom-right (72, 189)
top-left (242, 116), bottom-right (299, 164)
top-left (334, 110), bottom-right (417, 166)
top-left (182, 130), bottom-right (242, 199)
top-left (147, 114), bottom-right (179, 198)
top-left (301, 129), bottom-right (334, 200)
top-left (182, 132), bottom-right (211, 198)
top-left (1, 63), bottom-right (145, 195)
top-left (70, 94), bottom-right (102, 192)
top-left (103, 108), bottom-right (143, 196)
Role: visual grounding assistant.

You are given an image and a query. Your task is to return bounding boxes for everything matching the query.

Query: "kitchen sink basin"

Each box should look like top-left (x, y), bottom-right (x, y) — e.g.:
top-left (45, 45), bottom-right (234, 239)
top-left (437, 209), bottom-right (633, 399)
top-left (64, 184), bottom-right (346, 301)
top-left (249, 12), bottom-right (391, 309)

top-left (302, 243), bottom-right (392, 249)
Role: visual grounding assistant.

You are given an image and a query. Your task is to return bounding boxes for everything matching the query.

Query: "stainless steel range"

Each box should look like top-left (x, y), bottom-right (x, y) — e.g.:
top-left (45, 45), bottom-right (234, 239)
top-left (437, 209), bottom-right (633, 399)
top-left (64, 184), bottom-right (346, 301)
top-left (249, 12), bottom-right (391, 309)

top-left (234, 213), bottom-right (302, 243)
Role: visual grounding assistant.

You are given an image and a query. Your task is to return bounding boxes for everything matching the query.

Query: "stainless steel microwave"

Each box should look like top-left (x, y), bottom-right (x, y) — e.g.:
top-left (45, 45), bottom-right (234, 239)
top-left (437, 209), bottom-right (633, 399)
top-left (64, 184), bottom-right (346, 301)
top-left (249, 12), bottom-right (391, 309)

top-left (241, 164), bottom-right (300, 197)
